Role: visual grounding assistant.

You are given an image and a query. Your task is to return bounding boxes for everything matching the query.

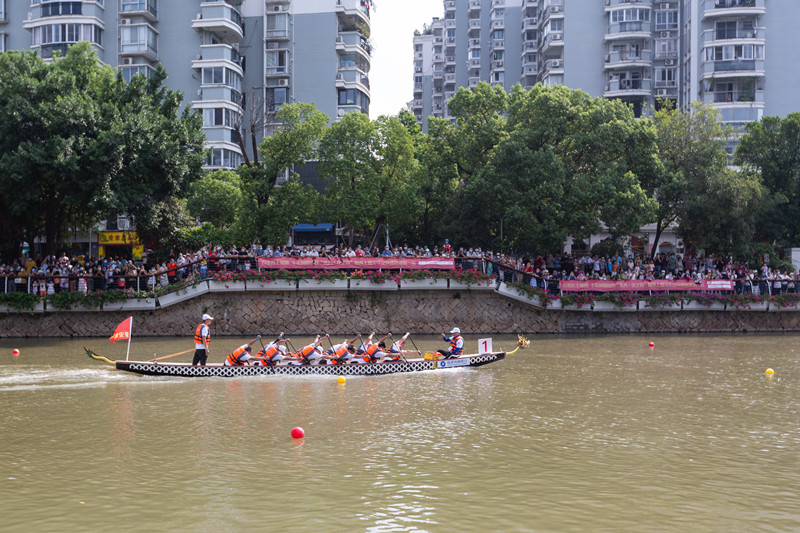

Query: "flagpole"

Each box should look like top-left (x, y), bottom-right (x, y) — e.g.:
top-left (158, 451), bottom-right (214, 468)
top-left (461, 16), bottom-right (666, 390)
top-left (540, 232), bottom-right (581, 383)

top-left (126, 316), bottom-right (133, 361)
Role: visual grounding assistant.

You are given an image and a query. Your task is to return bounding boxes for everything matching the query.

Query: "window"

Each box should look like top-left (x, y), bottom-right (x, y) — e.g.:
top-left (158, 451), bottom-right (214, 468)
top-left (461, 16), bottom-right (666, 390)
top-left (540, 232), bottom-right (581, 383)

top-left (470, 49), bottom-right (480, 59)
top-left (120, 65), bottom-right (153, 82)
top-left (715, 21), bottom-right (737, 40)
top-left (655, 11), bottom-right (678, 31)
top-left (121, 0), bottom-right (156, 16)
top-left (266, 13), bottom-right (288, 39)
top-left (337, 88), bottom-right (369, 114)
top-left (446, 29), bottom-right (455, 38)
top-left (0, 33), bottom-right (5, 53)
top-left (202, 66), bottom-right (242, 92)
top-left (655, 68), bottom-right (676, 86)
top-left (31, 23), bottom-right (103, 46)
top-left (493, 51), bottom-right (503, 61)
top-left (493, 71), bottom-right (504, 83)
top-left (41, 2), bottom-right (82, 17)
top-left (202, 107), bottom-right (239, 128)
top-left (120, 25), bottom-right (157, 55)
top-left (266, 50), bottom-right (287, 74)
top-left (266, 87), bottom-right (287, 112)
top-left (611, 8), bottom-right (650, 23)
top-left (491, 30), bottom-right (504, 40)
top-left (206, 148), bottom-right (242, 169)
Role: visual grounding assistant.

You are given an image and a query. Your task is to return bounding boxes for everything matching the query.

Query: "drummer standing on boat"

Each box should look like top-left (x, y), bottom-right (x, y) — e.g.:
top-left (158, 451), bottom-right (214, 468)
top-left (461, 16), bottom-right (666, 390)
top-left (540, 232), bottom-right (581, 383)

top-left (438, 327), bottom-right (464, 359)
top-left (192, 314), bottom-right (213, 366)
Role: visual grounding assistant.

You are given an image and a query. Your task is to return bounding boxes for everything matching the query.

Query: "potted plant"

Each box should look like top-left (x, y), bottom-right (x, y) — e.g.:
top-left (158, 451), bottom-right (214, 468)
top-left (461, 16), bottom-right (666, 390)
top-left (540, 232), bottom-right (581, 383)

top-left (769, 293), bottom-right (800, 312)
top-left (558, 292), bottom-right (595, 310)
top-left (208, 270), bottom-right (247, 292)
top-left (594, 291), bottom-right (639, 311)
top-left (297, 269), bottom-right (349, 290)
top-left (449, 269), bottom-right (495, 290)
top-left (726, 292), bottom-right (767, 311)
top-left (398, 269), bottom-right (449, 289)
top-left (349, 270), bottom-right (398, 290)
top-left (684, 292), bottom-right (726, 310)
top-left (640, 292), bottom-right (683, 311)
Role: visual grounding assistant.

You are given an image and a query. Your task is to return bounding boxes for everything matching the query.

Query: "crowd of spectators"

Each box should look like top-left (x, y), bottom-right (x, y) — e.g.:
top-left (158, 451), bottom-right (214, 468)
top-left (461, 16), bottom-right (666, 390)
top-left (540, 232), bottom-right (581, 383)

top-left (2, 244), bottom-right (797, 297)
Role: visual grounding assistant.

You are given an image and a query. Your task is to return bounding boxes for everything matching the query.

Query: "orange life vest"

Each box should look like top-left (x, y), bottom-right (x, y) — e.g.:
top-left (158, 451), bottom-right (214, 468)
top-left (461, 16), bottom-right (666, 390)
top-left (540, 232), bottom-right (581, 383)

top-left (194, 324), bottom-right (210, 346)
top-left (226, 346), bottom-right (249, 366)
top-left (329, 345), bottom-right (349, 365)
top-left (449, 335), bottom-right (463, 355)
top-left (294, 345), bottom-right (316, 364)
top-left (257, 345), bottom-right (280, 365)
top-left (361, 343), bottom-right (381, 362)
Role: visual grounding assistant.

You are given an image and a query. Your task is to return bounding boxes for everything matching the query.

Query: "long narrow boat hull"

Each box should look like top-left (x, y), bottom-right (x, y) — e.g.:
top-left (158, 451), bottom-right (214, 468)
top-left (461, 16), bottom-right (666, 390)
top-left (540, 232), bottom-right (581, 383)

top-left (112, 352), bottom-right (506, 378)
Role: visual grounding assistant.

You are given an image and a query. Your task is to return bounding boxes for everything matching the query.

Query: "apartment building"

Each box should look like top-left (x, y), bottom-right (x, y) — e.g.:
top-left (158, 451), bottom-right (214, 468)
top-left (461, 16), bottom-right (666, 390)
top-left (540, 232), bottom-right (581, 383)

top-left (412, 0), bottom-right (799, 134)
top-left (0, 0), bottom-right (372, 169)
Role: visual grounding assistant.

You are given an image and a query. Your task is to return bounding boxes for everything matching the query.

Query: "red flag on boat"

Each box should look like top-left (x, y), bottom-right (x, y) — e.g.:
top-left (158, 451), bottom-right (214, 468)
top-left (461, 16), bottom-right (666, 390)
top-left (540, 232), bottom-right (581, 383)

top-left (109, 317), bottom-right (132, 344)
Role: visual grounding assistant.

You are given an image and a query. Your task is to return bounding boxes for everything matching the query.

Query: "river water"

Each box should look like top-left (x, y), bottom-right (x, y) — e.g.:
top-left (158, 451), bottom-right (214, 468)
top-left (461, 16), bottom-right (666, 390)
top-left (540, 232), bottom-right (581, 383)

top-left (1, 334), bottom-right (798, 532)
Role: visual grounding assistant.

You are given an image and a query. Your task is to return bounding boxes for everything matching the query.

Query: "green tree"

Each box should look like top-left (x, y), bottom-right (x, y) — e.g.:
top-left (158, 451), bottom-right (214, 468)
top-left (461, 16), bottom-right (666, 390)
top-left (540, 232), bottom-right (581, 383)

top-left (651, 102), bottom-right (761, 256)
top-left (318, 112), bottom-right (420, 247)
top-left (243, 102), bottom-right (328, 207)
top-left (459, 84), bottom-right (657, 252)
top-left (0, 43), bottom-right (205, 260)
top-left (187, 170), bottom-right (244, 228)
top-left (735, 114), bottom-right (800, 246)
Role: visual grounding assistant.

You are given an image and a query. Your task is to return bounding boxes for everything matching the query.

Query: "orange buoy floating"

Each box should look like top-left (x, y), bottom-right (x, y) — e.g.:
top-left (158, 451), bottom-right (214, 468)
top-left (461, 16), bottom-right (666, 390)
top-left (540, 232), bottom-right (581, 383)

top-left (765, 368), bottom-right (774, 375)
top-left (290, 427), bottom-right (305, 439)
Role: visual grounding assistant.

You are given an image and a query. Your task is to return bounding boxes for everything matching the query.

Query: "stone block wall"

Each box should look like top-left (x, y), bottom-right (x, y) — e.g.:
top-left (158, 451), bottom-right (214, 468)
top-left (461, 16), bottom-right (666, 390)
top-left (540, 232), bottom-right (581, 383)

top-left (2, 289), bottom-right (800, 337)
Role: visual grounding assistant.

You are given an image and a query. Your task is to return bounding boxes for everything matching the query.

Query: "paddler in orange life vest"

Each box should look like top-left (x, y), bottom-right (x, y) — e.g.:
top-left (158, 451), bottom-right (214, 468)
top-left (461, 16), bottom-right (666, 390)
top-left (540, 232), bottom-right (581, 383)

top-left (438, 327), bottom-right (464, 359)
top-left (224, 336), bottom-right (262, 366)
top-left (192, 313), bottom-right (214, 366)
top-left (289, 334), bottom-right (330, 365)
top-left (383, 332), bottom-right (421, 362)
top-left (323, 334), bottom-right (363, 365)
top-left (251, 332), bottom-right (291, 366)
top-left (355, 332), bottom-right (392, 363)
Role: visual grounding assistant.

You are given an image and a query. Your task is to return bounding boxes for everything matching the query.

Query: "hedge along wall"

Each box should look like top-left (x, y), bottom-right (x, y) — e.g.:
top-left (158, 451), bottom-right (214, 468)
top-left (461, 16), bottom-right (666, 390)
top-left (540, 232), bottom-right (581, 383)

top-left (3, 290), bottom-right (800, 338)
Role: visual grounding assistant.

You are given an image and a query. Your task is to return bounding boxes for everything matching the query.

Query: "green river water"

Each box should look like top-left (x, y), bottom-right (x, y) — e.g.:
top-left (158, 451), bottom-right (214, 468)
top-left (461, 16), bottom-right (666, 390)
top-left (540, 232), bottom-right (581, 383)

top-left (0, 334), bottom-right (798, 532)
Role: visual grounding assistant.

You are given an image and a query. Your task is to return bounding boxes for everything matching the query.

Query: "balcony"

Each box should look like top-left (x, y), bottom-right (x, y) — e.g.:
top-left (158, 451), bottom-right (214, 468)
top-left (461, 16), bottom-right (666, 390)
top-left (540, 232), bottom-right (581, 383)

top-left (705, 89), bottom-right (764, 104)
top-left (445, 55), bottom-right (455, 65)
top-left (468, 19), bottom-right (481, 36)
top-left (468, 76), bottom-right (480, 88)
top-left (469, 0), bottom-right (481, 13)
top-left (522, 18), bottom-right (538, 31)
top-left (492, 19), bottom-right (505, 30)
top-left (701, 0), bottom-right (765, 20)
top-left (335, 0), bottom-right (371, 24)
top-left (542, 58), bottom-right (564, 73)
top-left (541, 32), bottom-right (564, 49)
top-left (197, 44), bottom-right (242, 65)
top-left (336, 33), bottom-right (372, 59)
top-left (604, 78), bottom-right (652, 96)
top-left (490, 60), bottom-right (504, 71)
top-left (605, 22), bottom-right (652, 41)
top-left (445, 0), bottom-right (456, 11)
top-left (604, 50), bottom-right (652, 69)
top-left (121, 0), bottom-right (158, 21)
top-left (468, 38), bottom-right (481, 50)
top-left (491, 39), bottom-right (505, 51)
top-left (702, 58), bottom-right (765, 78)
top-left (336, 70), bottom-right (371, 95)
top-left (192, 3), bottom-right (244, 42)
top-left (265, 27), bottom-right (290, 41)
top-left (605, 0), bottom-right (653, 6)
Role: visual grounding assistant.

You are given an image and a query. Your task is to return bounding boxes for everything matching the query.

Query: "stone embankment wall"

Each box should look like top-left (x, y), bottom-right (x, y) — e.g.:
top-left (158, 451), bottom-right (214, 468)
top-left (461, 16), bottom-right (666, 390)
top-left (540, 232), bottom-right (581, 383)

top-left (2, 290), bottom-right (800, 338)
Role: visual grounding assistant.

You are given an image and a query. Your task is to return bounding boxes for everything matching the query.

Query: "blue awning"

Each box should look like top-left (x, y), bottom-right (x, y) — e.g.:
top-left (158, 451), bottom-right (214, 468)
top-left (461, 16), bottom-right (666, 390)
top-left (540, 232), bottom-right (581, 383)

top-left (293, 223), bottom-right (333, 233)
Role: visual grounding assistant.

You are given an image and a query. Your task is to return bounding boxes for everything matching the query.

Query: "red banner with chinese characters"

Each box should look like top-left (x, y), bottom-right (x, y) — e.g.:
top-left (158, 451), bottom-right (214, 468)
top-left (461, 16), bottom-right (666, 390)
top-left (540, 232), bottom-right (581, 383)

top-left (256, 257), bottom-right (455, 270)
top-left (109, 317), bottom-right (132, 344)
top-left (559, 279), bottom-right (734, 292)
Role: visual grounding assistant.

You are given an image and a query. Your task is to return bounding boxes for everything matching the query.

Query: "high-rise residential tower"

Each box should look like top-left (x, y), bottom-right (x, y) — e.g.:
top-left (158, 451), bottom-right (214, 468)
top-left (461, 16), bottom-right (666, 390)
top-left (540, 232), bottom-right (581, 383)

top-left (0, 0), bottom-right (373, 169)
top-left (412, 0), bottom-right (798, 137)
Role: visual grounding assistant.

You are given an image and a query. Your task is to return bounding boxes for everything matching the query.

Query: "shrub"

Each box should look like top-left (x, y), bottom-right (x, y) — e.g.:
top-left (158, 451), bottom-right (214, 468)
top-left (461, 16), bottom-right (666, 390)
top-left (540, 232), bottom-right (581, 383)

top-left (596, 291), bottom-right (639, 308)
top-left (559, 292), bottom-right (595, 308)
top-left (0, 292), bottom-right (40, 311)
top-left (643, 292), bottom-right (684, 309)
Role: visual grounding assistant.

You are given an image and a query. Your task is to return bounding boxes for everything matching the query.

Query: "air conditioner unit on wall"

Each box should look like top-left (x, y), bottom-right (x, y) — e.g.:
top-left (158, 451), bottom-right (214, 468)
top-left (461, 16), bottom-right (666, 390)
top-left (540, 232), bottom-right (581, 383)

top-left (664, 59), bottom-right (674, 66)
top-left (661, 32), bottom-right (670, 38)
top-left (122, 57), bottom-right (133, 65)
top-left (120, 18), bottom-right (130, 25)
top-left (273, 5), bottom-right (283, 12)
top-left (661, 3), bottom-right (670, 9)
top-left (278, 79), bottom-right (288, 86)
top-left (267, 42), bottom-right (279, 49)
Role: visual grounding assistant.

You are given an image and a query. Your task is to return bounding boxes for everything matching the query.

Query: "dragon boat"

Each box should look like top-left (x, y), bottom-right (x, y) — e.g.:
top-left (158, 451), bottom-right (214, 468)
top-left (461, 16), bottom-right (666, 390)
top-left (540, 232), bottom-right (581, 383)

top-left (84, 336), bottom-right (529, 378)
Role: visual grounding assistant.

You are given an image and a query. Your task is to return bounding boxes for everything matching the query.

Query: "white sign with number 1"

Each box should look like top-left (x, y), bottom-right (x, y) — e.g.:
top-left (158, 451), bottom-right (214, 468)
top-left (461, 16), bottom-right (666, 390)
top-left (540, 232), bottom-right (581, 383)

top-left (478, 338), bottom-right (492, 354)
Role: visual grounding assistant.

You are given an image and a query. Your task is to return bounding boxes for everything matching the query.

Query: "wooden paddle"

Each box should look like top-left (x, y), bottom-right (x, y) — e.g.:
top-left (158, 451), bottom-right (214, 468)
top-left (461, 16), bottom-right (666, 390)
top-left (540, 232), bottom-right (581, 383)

top-left (150, 349), bottom-right (194, 362)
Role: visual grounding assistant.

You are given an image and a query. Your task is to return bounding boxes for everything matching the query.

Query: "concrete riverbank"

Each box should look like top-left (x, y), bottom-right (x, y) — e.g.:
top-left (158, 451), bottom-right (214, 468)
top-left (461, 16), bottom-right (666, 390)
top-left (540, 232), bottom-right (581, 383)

top-left (3, 285), bottom-right (800, 337)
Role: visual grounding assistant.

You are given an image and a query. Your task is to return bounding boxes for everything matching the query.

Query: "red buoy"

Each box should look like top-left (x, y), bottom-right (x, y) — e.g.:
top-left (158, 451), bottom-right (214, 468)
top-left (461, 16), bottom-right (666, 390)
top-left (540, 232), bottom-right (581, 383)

top-left (648, 342), bottom-right (655, 348)
top-left (290, 427), bottom-right (305, 439)
top-left (12, 349), bottom-right (20, 356)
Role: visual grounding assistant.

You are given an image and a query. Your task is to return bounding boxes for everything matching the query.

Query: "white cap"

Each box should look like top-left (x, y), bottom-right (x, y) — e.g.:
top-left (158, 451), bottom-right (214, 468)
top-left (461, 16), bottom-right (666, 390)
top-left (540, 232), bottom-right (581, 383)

top-left (315, 346), bottom-right (323, 354)
top-left (279, 345), bottom-right (287, 354)
top-left (202, 314), bottom-right (214, 321)
top-left (450, 327), bottom-right (461, 334)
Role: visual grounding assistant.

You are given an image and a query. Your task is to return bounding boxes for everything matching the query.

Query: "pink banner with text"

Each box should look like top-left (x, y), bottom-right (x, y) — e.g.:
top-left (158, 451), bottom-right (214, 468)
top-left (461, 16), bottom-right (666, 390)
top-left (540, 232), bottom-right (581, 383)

top-left (257, 257), bottom-right (455, 270)
top-left (559, 279), bottom-right (734, 292)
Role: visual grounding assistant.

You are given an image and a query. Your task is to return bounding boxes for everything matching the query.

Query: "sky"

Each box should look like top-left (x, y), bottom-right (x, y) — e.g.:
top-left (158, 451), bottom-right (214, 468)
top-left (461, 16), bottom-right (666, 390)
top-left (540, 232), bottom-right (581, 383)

top-left (368, 1), bottom-right (445, 119)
